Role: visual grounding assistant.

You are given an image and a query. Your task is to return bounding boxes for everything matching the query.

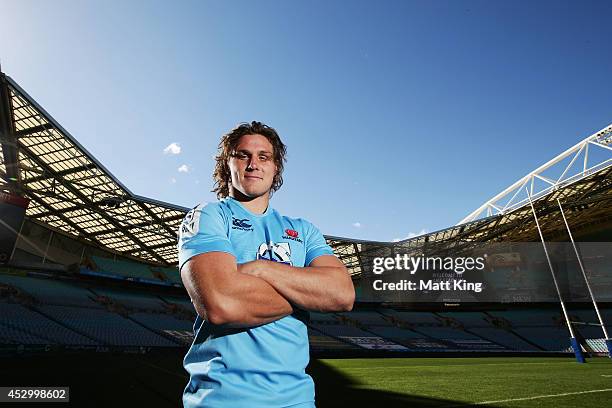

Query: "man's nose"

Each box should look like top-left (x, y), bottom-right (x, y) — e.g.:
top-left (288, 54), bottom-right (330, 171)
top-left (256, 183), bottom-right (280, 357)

top-left (246, 157), bottom-right (259, 170)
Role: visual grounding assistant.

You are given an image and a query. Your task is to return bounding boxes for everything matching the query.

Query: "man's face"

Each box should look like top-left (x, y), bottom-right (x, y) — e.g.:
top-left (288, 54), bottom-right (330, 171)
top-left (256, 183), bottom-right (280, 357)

top-left (228, 134), bottom-right (277, 199)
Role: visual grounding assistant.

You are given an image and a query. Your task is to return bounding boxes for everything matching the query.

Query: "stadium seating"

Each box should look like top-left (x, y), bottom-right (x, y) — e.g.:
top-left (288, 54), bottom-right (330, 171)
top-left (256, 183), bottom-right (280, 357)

top-left (364, 326), bottom-right (429, 350)
top-left (488, 310), bottom-right (560, 327)
top-left (467, 327), bottom-right (538, 351)
top-left (307, 327), bottom-right (359, 351)
top-left (574, 325), bottom-right (608, 341)
top-left (310, 312), bottom-right (339, 323)
top-left (0, 323), bottom-right (52, 345)
top-left (311, 324), bottom-right (375, 338)
top-left (437, 312), bottom-right (489, 327)
top-left (90, 256), bottom-right (160, 282)
top-left (379, 310), bottom-right (440, 325)
top-left (0, 303), bottom-right (98, 345)
top-left (335, 311), bottom-right (391, 325)
top-left (4, 268), bottom-right (612, 355)
top-left (511, 327), bottom-right (570, 351)
top-left (415, 326), bottom-right (483, 341)
top-left (36, 305), bottom-right (179, 347)
top-left (585, 338), bottom-right (610, 353)
top-left (160, 295), bottom-right (197, 316)
top-left (91, 287), bottom-right (168, 312)
top-left (0, 273), bottom-right (102, 308)
top-left (130, 312), bottom-right (193, 332)
top-left (155, 267), bottom-right (182, 284)
top-left (365, 325), bottom-right (423, 340)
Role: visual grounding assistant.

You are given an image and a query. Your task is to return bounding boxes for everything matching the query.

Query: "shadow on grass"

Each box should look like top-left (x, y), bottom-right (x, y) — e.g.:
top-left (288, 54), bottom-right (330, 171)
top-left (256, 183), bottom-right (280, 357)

top-left (0, 351), bottom-right (188, 407)
top-left (308, 359), bottom-right (502, 408)
top-left (0, 351), bottom-right (505, 407)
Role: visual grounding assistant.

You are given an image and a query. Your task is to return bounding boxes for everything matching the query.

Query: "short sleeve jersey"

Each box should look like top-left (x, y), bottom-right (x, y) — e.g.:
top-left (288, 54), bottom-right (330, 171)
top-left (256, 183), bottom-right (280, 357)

top-left (178, 197), bottom-right (334, 408)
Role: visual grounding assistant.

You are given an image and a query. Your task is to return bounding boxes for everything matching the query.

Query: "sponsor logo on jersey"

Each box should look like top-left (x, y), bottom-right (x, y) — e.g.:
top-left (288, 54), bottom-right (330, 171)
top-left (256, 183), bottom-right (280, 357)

top-left (257, 242), bottom-right (292, 265)
top-left (232, 217), bottom-right (253, 231)
top-left (282, 228), bottom-right (303, 243)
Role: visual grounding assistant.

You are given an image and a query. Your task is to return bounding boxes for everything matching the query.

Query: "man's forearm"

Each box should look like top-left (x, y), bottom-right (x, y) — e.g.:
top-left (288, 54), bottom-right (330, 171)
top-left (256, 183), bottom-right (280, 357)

top-left (241, 260), bottom-right (354, 312)
top-left (182, 257), bottom-right (293, 328)
top-left (211, 273), bottom-right (294, 327)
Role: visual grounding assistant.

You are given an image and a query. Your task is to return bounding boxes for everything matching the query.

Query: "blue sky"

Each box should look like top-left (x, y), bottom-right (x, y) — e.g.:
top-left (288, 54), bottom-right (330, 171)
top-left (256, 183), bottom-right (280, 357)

top-left (1, 0), bottom-right (611, 241)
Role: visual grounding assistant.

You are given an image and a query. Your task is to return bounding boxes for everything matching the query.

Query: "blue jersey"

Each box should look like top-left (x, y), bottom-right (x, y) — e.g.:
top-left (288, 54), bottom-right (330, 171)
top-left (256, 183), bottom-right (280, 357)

top-left (178, 197), bottom-right (334, 408)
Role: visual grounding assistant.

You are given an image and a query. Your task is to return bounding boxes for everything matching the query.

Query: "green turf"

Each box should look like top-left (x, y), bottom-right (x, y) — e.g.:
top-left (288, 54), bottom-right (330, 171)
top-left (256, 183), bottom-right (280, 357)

top-left (309, 357), bottom-right (612, 407)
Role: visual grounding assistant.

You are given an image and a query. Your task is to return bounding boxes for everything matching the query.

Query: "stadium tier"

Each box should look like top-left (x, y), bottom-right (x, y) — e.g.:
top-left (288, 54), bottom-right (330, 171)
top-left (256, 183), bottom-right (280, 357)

top-left (90, 256), bottom-right (161, 281)
top-left (90, 287), bottom-right (169, 312)
top-left (0, 270), bottom-right (103, 308)
top-left (0, 302), bottom-right (98, 346)
top-left (436, 311), bottom-right (489, 326)
top-left (36, 305), bottom-right (178, 347)
top-left (487, 310), bottom-right (561, 327)
top-left (379, 310), bottom-right (441, 325)
top-left (466, 327), bottom-right (538, 350)
top-left (0, 323), bottom-right (50, 345)
top-left (2, 269), bottom-right (612, 355)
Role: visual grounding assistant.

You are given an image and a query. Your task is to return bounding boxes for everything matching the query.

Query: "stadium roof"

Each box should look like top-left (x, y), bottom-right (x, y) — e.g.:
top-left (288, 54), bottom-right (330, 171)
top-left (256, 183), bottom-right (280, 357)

top-left (0, 72), bottom-right (187, 266)
top-left (327, 161), bottom-right (612, 276)
top-left (460, 125), bottom-right (612, 224)
top-left (0, 70), bottom-right (610, 275)
top-left (327, 124), bottom-right (612, 276)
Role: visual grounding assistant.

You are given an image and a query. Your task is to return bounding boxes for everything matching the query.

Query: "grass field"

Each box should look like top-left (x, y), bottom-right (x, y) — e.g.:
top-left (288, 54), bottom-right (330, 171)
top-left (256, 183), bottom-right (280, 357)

top-left (309, 357), bottom-right (612, 408)
top-left (2, 352), bottom-right (611, 406)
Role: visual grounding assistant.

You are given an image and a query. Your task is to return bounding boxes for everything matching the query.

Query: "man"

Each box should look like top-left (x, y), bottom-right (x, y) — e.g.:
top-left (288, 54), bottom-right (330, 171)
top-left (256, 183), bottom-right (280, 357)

top-left (178, 121), bottom-right (355, 407)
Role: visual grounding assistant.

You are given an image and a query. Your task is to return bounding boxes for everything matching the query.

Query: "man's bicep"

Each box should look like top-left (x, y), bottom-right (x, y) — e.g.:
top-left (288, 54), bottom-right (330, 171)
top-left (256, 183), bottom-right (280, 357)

top-left (178, 203), bottom-right (234, 270)
top-left (300, 219), bottom-right (335, 266)
top-left (180, 251), bottom-right (238, 316)
top-left (308, 254), bottom-right (346, 269)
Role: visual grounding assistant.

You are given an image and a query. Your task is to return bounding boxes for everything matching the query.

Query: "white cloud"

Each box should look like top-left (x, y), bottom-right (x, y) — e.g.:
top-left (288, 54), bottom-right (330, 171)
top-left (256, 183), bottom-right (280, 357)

top-left (170, 177), bottom-right (177, 184)
top-left (352, 222), bottom-right (362, 228)
top-left (178, 164), bottom-right (190, 173)
top-left (163, 142), bottom-right (181, 155)
top-left (392, 229), bottom-right (429, 242)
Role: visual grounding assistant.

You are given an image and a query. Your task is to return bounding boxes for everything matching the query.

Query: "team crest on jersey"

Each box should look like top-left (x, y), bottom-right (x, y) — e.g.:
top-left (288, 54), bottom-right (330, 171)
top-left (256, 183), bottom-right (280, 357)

top-left (257, 242), bottom-right (292, 265)
top-left (180, 204), bottom-right (203, 239)
top-left (282, 228), bottom-right (303, 243)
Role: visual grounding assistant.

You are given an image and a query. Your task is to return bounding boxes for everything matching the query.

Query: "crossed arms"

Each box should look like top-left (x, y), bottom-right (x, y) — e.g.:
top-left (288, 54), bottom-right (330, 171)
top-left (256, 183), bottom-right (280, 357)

top-left (181, 252), bottom-right (355, 328)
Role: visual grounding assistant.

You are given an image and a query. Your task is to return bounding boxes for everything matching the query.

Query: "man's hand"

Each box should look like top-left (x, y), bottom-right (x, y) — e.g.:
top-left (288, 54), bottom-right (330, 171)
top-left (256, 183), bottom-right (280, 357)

top-left (237, 256), bottom-right (354, 312)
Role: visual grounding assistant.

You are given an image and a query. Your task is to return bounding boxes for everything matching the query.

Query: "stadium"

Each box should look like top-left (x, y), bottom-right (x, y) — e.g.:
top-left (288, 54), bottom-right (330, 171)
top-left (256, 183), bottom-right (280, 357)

top-left (0, 68), bottom-right (611, 407)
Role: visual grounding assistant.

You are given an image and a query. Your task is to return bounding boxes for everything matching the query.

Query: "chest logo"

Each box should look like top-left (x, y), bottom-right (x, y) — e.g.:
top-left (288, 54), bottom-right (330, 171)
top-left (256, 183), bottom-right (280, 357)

top-left (282, 228), bottom-right (303, 243)
top-left (257, 242), bottom-right (292, 265)
top-left (232, 217), bottom-right (253, 231)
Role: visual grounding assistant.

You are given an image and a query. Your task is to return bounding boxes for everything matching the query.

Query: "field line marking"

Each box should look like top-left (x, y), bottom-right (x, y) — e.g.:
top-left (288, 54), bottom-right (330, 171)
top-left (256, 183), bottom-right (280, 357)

top-left (601, 374), bottom-right (612, 377)
top-left (444, 388), bottom-right (612, 407)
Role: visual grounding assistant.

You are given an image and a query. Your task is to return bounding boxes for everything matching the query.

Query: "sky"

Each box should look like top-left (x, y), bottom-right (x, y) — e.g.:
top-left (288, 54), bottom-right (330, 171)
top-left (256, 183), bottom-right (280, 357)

top-left (0, 0), bottom-right (611, 242)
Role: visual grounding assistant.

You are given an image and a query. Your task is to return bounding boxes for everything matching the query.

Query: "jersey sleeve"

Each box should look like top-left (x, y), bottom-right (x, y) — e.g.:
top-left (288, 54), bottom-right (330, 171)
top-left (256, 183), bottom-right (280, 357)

top-left (178, 203), bottom-right (235, 271)
top-left (303, 220), bottom-right (334, 266)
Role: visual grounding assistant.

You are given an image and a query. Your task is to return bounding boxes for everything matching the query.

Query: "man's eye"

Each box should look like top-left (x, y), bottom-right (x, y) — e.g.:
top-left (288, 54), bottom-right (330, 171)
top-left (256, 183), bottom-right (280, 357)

top-left (259, 156), bottom-right (270, 161)
top-left (235, 153), bottom-right (248, 160)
